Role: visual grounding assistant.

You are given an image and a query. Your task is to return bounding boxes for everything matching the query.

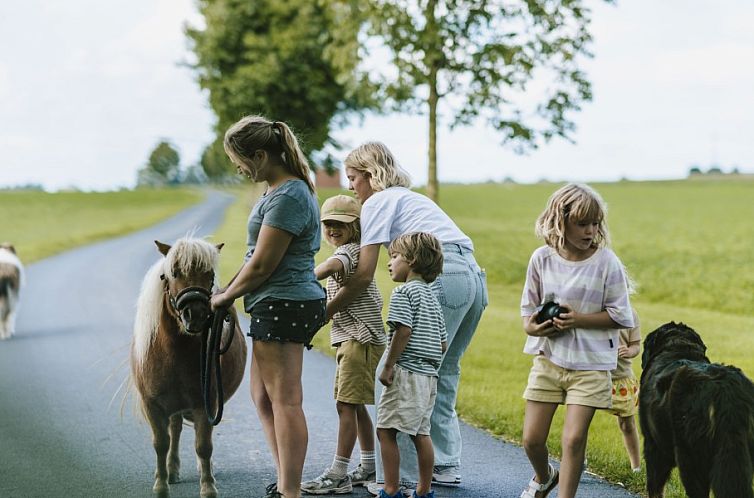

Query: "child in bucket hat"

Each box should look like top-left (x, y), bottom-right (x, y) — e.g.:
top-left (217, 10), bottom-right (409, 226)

top-left (301, 195), bottom-right (387, 495)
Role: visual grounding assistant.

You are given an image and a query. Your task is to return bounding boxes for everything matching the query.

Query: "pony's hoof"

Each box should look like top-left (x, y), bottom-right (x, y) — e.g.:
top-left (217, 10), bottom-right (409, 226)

top-left (168, 471), bottom-right (180, 484)
top-left (200, 482), bottom-right (218, 498)
top-left (153, 479), bottom-right (169, 497)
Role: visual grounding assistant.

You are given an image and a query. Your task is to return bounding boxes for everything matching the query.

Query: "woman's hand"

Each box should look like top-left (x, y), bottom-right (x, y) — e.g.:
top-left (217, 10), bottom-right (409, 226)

top-left (210, 291), bottom-right (234, 311)
top-left (552, 304), bottom-right (579, 331)
top-left (617, 345), bottom-right (630, 358)
top-left (379, 364), bottom-right (395, 387)
top-left (523, 314), bottom-right (558, 337)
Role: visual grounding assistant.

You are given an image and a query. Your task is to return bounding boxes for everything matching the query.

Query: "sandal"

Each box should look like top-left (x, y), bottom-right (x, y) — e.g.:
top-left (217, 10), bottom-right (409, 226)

top-left (520, 464), bottom-right (559, 498)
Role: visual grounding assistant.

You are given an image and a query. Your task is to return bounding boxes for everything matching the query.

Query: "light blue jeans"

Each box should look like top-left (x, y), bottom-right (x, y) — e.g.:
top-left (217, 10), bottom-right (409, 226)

top-left (373, 244), bottom-right (488, 486)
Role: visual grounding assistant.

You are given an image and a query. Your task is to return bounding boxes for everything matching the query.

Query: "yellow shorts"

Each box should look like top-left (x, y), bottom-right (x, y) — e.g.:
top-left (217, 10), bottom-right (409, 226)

top-left (334, 340), bottom-right (385, 405)
top-left (523, 355), bottom-right (612, 409)
top-left (606, 376), bottom-right (639, 417)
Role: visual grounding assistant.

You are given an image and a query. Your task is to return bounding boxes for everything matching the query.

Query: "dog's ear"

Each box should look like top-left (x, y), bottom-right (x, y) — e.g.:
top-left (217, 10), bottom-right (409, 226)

top-left (642, 329), bottom-right (658, 370)
top-left (680, 323), bottom-right (707, 354)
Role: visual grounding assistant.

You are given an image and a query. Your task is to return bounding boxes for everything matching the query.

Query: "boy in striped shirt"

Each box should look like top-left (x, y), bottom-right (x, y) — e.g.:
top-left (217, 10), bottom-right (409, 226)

top-left (377, 233), bottom-right (447, 498)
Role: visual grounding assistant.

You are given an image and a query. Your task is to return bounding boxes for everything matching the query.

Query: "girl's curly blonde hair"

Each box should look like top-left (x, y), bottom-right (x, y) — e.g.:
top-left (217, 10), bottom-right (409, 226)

top-left (535, 183), bottom-right (611, 251)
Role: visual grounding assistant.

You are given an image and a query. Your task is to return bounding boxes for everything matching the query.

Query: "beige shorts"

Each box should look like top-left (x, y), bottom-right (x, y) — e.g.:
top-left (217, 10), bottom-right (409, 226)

top-left (606, 376), bottom-right (639, 417)
top-left (523, 355), bottom-right (612, 409)
top-left (376, 365), bottom-right (438, 436)
top-left (334, 340), bottom-right (385, 405)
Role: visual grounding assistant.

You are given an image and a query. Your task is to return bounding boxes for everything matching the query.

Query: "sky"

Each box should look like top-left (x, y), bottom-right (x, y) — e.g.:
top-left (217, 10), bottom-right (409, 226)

top-left (1, 0), bottom-right (752, 191)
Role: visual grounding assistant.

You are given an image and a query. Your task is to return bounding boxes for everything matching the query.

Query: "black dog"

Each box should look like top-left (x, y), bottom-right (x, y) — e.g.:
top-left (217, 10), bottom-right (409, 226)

top-left (640, 322), bottom-right (754, 498)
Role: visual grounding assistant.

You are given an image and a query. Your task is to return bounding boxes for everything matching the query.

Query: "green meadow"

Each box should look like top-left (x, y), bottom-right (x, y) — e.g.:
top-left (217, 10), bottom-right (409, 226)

top-left (214, 179), bottom-right (754, 498)
top-left (0, 189), bottom-right (201, 262)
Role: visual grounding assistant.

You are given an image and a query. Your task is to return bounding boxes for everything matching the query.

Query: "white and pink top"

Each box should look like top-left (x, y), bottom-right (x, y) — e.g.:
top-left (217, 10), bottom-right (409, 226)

top-left (520, 245), bottom-right (634, 371)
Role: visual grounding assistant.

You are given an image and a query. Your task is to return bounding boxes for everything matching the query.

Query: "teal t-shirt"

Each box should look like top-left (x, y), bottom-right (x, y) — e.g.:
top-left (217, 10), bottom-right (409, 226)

top-left (243, 179), bottom-right (325, 311)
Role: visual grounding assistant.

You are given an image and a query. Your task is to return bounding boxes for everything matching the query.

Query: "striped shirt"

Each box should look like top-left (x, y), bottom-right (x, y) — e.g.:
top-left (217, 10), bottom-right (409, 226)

top-left (521, 246), bottom-right (634, 371)
top-left (327, 243), bottom-right (386, 346)
top-left (387, 278), bottom-right (447, 377)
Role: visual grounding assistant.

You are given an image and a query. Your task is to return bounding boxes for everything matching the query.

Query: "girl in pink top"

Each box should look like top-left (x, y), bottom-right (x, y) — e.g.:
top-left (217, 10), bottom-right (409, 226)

top-left (519, 184), bottom-right (634, 498)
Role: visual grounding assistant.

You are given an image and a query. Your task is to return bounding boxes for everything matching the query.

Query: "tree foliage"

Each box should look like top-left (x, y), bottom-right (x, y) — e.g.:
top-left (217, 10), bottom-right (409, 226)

top-left (359, 0), bottom-right (609, 201)
top-left (186, 0), bottom-right (376, 174)
top-left (137, 140), bottom-right (181, 186)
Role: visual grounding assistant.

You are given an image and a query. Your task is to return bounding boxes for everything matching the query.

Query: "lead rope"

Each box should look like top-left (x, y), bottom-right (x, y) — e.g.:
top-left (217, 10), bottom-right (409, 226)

top-left (200, 307), bottom-right (235, 425)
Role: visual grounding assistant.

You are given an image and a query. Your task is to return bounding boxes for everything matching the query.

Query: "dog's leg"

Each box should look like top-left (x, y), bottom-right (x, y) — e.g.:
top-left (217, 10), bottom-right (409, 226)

top-left (675, 447), bottom-right (710, 498)
top-left (192, 408), bottom-right (217, 498)
top-left (0, 297), bottom-right (8, 340)
top-left (145, 405), bottom-right (171, 497)
top-left (644, 438), bottom-right (674, 498)
top-left (167, 413), bottom-right (183, 483)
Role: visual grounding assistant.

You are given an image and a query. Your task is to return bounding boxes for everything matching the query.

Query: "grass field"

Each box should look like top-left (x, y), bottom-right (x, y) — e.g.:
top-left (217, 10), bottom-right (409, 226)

top-left (0, 189), bottom-right (202, 263)
top-left (214, 180), bottom-right (754, 497)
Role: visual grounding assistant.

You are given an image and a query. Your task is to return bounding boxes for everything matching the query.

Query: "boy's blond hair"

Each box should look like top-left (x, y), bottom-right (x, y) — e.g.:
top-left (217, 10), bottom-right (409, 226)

top-left (322, 219), bottom-right (361, 248)
top-left (535, 183), bottom-right (611, 252)
top-left (344, 142), bottom-right (412, 192)
top-left (389, 232), bottom-right (444, 283)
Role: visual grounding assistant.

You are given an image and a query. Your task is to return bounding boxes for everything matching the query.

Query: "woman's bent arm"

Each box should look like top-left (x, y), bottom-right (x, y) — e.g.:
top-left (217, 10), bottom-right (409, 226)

top-left (211, 224), bottom-right (293, 309)
top-left (325, 243), bottom-right (380, 319)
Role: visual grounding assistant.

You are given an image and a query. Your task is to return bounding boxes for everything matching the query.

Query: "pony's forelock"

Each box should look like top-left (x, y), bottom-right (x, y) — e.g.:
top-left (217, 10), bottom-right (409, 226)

top-left (131, 237), bottom-right (220, 371)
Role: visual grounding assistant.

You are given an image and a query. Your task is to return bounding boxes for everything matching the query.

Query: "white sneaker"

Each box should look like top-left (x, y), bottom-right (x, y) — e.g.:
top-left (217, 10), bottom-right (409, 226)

top-left (301, 469), bottom-right (353, 495)
top-left (432, 465), bottom-right (461, 485)
top-left (348, 464), bottom-right (376, 486)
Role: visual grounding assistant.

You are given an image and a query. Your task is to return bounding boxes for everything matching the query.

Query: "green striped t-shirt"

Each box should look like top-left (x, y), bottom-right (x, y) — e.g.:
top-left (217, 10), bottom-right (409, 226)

top-left (387, 278), bottom-right (447, 377)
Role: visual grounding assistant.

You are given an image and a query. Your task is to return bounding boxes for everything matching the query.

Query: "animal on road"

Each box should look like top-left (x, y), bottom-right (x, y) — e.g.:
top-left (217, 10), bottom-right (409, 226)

top-left (0, 243), bottom-right (23, 340)
top-left (131, 237), bottom-right (247, 497)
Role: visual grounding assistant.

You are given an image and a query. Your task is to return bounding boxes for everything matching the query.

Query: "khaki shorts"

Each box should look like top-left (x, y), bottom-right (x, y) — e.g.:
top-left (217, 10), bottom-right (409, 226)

top-left (606, 376), bottom-right (639, 417)
top-left (334, 340), bottom-right (385, 405)
top-left (376, 365), bottom-right (437, 436)
top-left (523, 355), bottom-right (612, 409)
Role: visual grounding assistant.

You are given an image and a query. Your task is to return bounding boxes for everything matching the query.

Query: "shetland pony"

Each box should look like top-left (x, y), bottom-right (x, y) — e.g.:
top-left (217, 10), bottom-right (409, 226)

top-left (0, 243), bottom-right (24, 340)
top-left (131, 238), bottom-right (247, 497)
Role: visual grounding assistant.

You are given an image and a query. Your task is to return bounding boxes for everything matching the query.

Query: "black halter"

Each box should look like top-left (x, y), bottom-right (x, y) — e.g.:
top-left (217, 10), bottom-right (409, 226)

top-left (159, 272), bottom-right (233, 425)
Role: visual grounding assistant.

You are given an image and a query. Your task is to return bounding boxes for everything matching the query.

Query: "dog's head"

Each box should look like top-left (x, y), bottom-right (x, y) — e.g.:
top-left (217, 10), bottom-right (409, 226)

top-left (0, 243), bottom-right (16, 254)
top-left (641, 322), bottom-right (708, 370)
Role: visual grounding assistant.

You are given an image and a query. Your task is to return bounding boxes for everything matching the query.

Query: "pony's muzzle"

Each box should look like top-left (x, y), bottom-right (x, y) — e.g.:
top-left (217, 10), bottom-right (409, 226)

top-left (175, 287), bottom-right (212, 334)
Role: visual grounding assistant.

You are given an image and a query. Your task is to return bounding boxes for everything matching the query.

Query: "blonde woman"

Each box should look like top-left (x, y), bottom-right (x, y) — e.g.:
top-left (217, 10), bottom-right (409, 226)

top-left (210, 116), bottom-right (326, 498)
top-left (328, 142), bottom-right (488, 494)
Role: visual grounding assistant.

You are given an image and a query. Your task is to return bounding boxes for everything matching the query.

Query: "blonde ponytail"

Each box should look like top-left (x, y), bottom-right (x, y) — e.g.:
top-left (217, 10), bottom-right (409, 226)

top-left (273, 121), bottom-right (315, 193)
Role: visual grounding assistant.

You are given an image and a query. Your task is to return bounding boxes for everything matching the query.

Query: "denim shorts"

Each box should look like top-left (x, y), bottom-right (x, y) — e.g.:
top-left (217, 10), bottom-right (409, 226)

top-left (248, 297), bottom-right (326, 349)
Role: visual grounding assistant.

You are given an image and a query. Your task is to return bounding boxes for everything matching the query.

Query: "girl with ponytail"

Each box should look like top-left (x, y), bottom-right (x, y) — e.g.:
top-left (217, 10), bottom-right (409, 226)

top-left (211, 116), bottom-right (326, 498)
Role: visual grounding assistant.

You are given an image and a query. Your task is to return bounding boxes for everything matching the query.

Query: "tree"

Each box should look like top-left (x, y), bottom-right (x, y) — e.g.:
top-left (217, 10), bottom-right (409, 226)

top-left (186, 0), bottom-right (375, 172)
top-left (361, 0), bottom-right (609, 201)
top-left (199, 138), bottom-right (237, 183)
top-left (688, 165), bottom-right (703, 176)
top-left (137, 140), bottom-right (181, 186)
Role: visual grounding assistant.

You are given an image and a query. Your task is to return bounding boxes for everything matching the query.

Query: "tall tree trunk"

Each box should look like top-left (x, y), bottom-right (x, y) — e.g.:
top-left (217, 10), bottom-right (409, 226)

top-left (428, 67), bottom-right (438, 203)
top-left (426, 0), bottom-right (439, 203)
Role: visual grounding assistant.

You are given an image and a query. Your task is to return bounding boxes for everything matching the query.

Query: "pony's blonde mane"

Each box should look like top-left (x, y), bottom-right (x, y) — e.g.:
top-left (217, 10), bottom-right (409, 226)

top-left (132, 236), bottom-right (220, 371)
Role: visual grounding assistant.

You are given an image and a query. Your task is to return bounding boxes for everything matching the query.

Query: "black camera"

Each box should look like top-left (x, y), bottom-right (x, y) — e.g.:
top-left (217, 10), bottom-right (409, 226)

top-left (536, 301), bottom-right (567, 324)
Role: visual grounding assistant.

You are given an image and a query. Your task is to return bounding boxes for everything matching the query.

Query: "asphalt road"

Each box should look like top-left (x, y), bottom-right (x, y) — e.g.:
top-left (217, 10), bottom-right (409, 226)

top-left (0, 191), bottom-right (638, 498)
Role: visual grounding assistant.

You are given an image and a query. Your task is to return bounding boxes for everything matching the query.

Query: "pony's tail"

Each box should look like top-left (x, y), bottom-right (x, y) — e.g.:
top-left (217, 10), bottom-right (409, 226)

top-left (709, 368), bottom-right (754, 498)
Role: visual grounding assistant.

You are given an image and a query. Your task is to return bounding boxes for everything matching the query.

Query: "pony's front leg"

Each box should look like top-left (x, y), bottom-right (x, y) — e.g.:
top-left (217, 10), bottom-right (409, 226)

top-left (167, 413), bottom-right (183, 483)
top-left (192, 408), bottom-right (217, 497)
top-left (145, 406), bottom-right (171, 497)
